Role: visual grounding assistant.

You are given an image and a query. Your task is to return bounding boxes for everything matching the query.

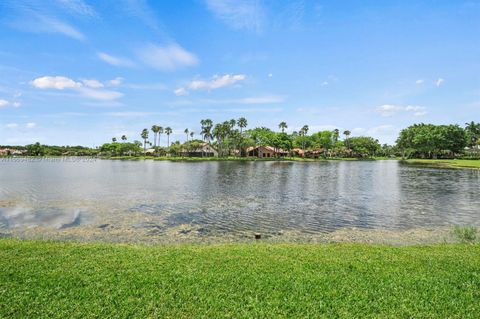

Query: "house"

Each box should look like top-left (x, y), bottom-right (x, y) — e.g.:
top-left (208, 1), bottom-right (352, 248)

top-left (246, 146), bottom-right (288, 158)
top-left (0, 148), bottom-right (25, 156)
top-left (145, 148), bottom-right (156, 155)
top-left (179, 143), bottom-right (218, 157)
top-left (292, 148), bottom-right (305, 157)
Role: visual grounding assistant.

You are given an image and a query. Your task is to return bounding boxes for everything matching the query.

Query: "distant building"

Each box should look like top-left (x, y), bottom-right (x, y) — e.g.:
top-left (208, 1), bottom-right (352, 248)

top-left (179, 143), bottom-right (218, 157)
top-left (0, 148), bottom-right (25, 156)
top-left (246, 146), bottom-right (288, 158)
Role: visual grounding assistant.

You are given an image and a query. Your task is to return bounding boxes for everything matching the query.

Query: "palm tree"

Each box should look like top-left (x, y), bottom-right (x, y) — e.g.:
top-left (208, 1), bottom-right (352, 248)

top-left (200, 119), bottom-right (213, 143)
top-left (151, 125), bottom-right (160, 147)
top-left (158, 126), bottom-right (164, 147)
top-left (112, 137), bottom-right (117, 143)
top-left (165, 127), bottom-right (172, 147)
top-left (184, 128), bottom-right (189, 142)
top-left (190, 131), bottom-right (194, 140)
top-left (229, 119), bottom-right (236, 129)
top-left (300, 125), bottom-right (309, 151)
top-left (333, 129), bottom-right (340, 143)
top-left (279, 122), bottom-right (287, 133)
top-left (121, 135), bottom-right (127, 142)
top-left (141, 129), bottom-right (149, 153)
top-left (237, 117), bottom-right (247, 133)
top-left (343, 130), bottom-right (351, 149)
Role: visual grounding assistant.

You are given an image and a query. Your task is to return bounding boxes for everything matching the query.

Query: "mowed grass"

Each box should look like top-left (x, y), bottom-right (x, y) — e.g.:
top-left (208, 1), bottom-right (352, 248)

top-left (1, 240), bottom-right (479, 318)
top-left (405, 159), bottom-right (480, 169)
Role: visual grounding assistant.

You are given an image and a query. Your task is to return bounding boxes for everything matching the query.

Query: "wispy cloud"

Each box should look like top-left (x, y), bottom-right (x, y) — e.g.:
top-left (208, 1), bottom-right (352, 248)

top-left (205, 0), bottom-right (265, 32)
top-left (435, 78), bottom-right (444, 87)
top-left (376, 104), bottom-right (427, 117)
top-left (0, 99), bottom-right (10, 108)
top-left (4, 1), bottom-right (87, 40)
top-left (136, 43), bottom-right (198, 71)
top-left (31, 76), bottom-right (123, 101)
top-left (415, 79), bottom-right (424, 85)
top-left (54, 0), bottom-right (97, 17)
top-left (175, 74), bottom-right (246, 95)
top-left (97, 52), bottom-right (136, 67)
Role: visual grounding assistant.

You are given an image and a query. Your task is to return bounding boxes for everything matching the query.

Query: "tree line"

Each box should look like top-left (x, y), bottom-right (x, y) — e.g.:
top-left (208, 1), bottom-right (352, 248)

top-left (4, 120), bottom-right (478, 159)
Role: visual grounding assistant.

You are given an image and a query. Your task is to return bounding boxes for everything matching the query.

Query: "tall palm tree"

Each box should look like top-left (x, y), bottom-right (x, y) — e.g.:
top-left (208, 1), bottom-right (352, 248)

top-left (184, 128), bottom-right (189, 142)
top-left (333, 129), bottom-right (340, 143)
top-left (141, 129), bottom-right (149, 153)
top-left (190, 131), bottom-right (194, 140)
top-left (237, 117), bottom-right (247, 133)
top-left (121, 135), bottom-right (127, 142)
top-left (157, 126), bottom-right (164, 147)
top-left (200, 119), bottom-right (213, 143)
top-left (300, 125), bottom-right (309, 151)
top-left (279, 122), bottom-right (287, 133)
top-left (151, 125), bottom-right (160, 147)
top-left (165, 127), bottom-right (172, 147)
top-left (229, 119), bottom-right (236, 129)
top-left (343, 130), bottom-right (351, 149)
top-left (112, 137), bottom-right (117, 143)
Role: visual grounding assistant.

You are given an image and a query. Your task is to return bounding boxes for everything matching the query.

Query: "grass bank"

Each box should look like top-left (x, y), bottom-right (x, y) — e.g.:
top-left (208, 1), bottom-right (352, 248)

top-left (405, 159), bottom-right (480, 169)
top-left (1, 239), bottom-right (479, 318)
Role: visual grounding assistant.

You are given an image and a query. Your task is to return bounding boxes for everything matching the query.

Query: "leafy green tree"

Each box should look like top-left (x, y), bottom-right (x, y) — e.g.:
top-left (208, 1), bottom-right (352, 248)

top-left (279, 122), bottom-right (287, 133)
top-left (311, 130), bottom-right (334, 156)
top-left (349, 136), bottom-right (381, 157)
top-left (465, 121), bottom-right (480, 147)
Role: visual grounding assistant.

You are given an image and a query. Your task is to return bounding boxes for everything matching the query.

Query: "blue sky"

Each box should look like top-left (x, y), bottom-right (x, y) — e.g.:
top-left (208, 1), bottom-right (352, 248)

top-left (0, 0), bottom-right (479, 146)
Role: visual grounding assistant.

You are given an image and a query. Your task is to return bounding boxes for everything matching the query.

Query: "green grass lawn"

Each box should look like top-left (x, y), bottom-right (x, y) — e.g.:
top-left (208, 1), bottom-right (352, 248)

top-left (1, 240), bottom-right (479, 318)
top-left (405, 159), bottom-right (480, 169)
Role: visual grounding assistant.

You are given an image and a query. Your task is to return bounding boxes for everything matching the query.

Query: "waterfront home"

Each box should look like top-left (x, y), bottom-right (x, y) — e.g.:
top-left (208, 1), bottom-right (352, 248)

top-left (247, 146), bottom-right (288, 158)
top-left (179, 143), bottom-right (218, 157)
top-left (292, 148), bottom-right (305, 157)
top-left (0, 148), bottom-right (25, 156)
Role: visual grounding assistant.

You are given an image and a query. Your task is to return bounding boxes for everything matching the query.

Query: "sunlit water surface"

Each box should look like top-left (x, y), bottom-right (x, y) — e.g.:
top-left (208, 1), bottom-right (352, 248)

top-left (0, 159), bottom-right (479, 243)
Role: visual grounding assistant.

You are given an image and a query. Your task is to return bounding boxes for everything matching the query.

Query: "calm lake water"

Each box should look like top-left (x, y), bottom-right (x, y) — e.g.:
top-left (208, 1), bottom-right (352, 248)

top-left (0, 159), bottom-right (479, 242)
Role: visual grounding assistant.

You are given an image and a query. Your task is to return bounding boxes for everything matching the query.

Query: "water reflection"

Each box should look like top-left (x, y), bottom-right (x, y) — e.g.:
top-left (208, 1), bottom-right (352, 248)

top-left (0, 160), bottom-right (479, 237)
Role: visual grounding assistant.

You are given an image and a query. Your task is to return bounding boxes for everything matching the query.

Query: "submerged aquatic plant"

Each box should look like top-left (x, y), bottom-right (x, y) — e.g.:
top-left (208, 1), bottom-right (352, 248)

top-left (452, 225), bottom-right (477, 243)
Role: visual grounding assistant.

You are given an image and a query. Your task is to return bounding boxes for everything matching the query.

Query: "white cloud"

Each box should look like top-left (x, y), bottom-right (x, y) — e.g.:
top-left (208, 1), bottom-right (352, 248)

top-left (31, 76), bottom-right (82, 90)
top-left (26, 122), bottom-right (36, 129)
top-left (205, 0), bottom-right (265, 32)
top-left (189, 74), bottom-right (246, 90)
top-left (137, 43), bottom-right (198, 71)
top-left (81, 79), bottom-right (104, 88)
top-left (268, 73), bottom-right (273, 78)
top-left (31, 76), bottom-right (123, 101)
top-left (77, 87), bottom-right (124, 101)
top-left (321, 81), bottom-right (329, 86)
top-left (97, 52), bottom-right (135, 67)
top-left (0, 99), bottom-right (9, 108)
top-left (377, 104), bottom-right (427, 117)
top-left (435, 78), bottom-right (444, 87)
top-left (107, 77), bottom-right (124, 87)
top-left (415, 79), bottom-right (424, 85)
top-left (13, 102), bottom-right (21, 108)
top-left (6, 123), bottom-right (18, 129)
top-left (174, 87), bottom-right (189, 96)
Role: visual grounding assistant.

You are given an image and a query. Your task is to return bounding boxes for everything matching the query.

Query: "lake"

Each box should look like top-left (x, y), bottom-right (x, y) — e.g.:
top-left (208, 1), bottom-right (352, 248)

top-left (1, 159), bottom-right (479, 243)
